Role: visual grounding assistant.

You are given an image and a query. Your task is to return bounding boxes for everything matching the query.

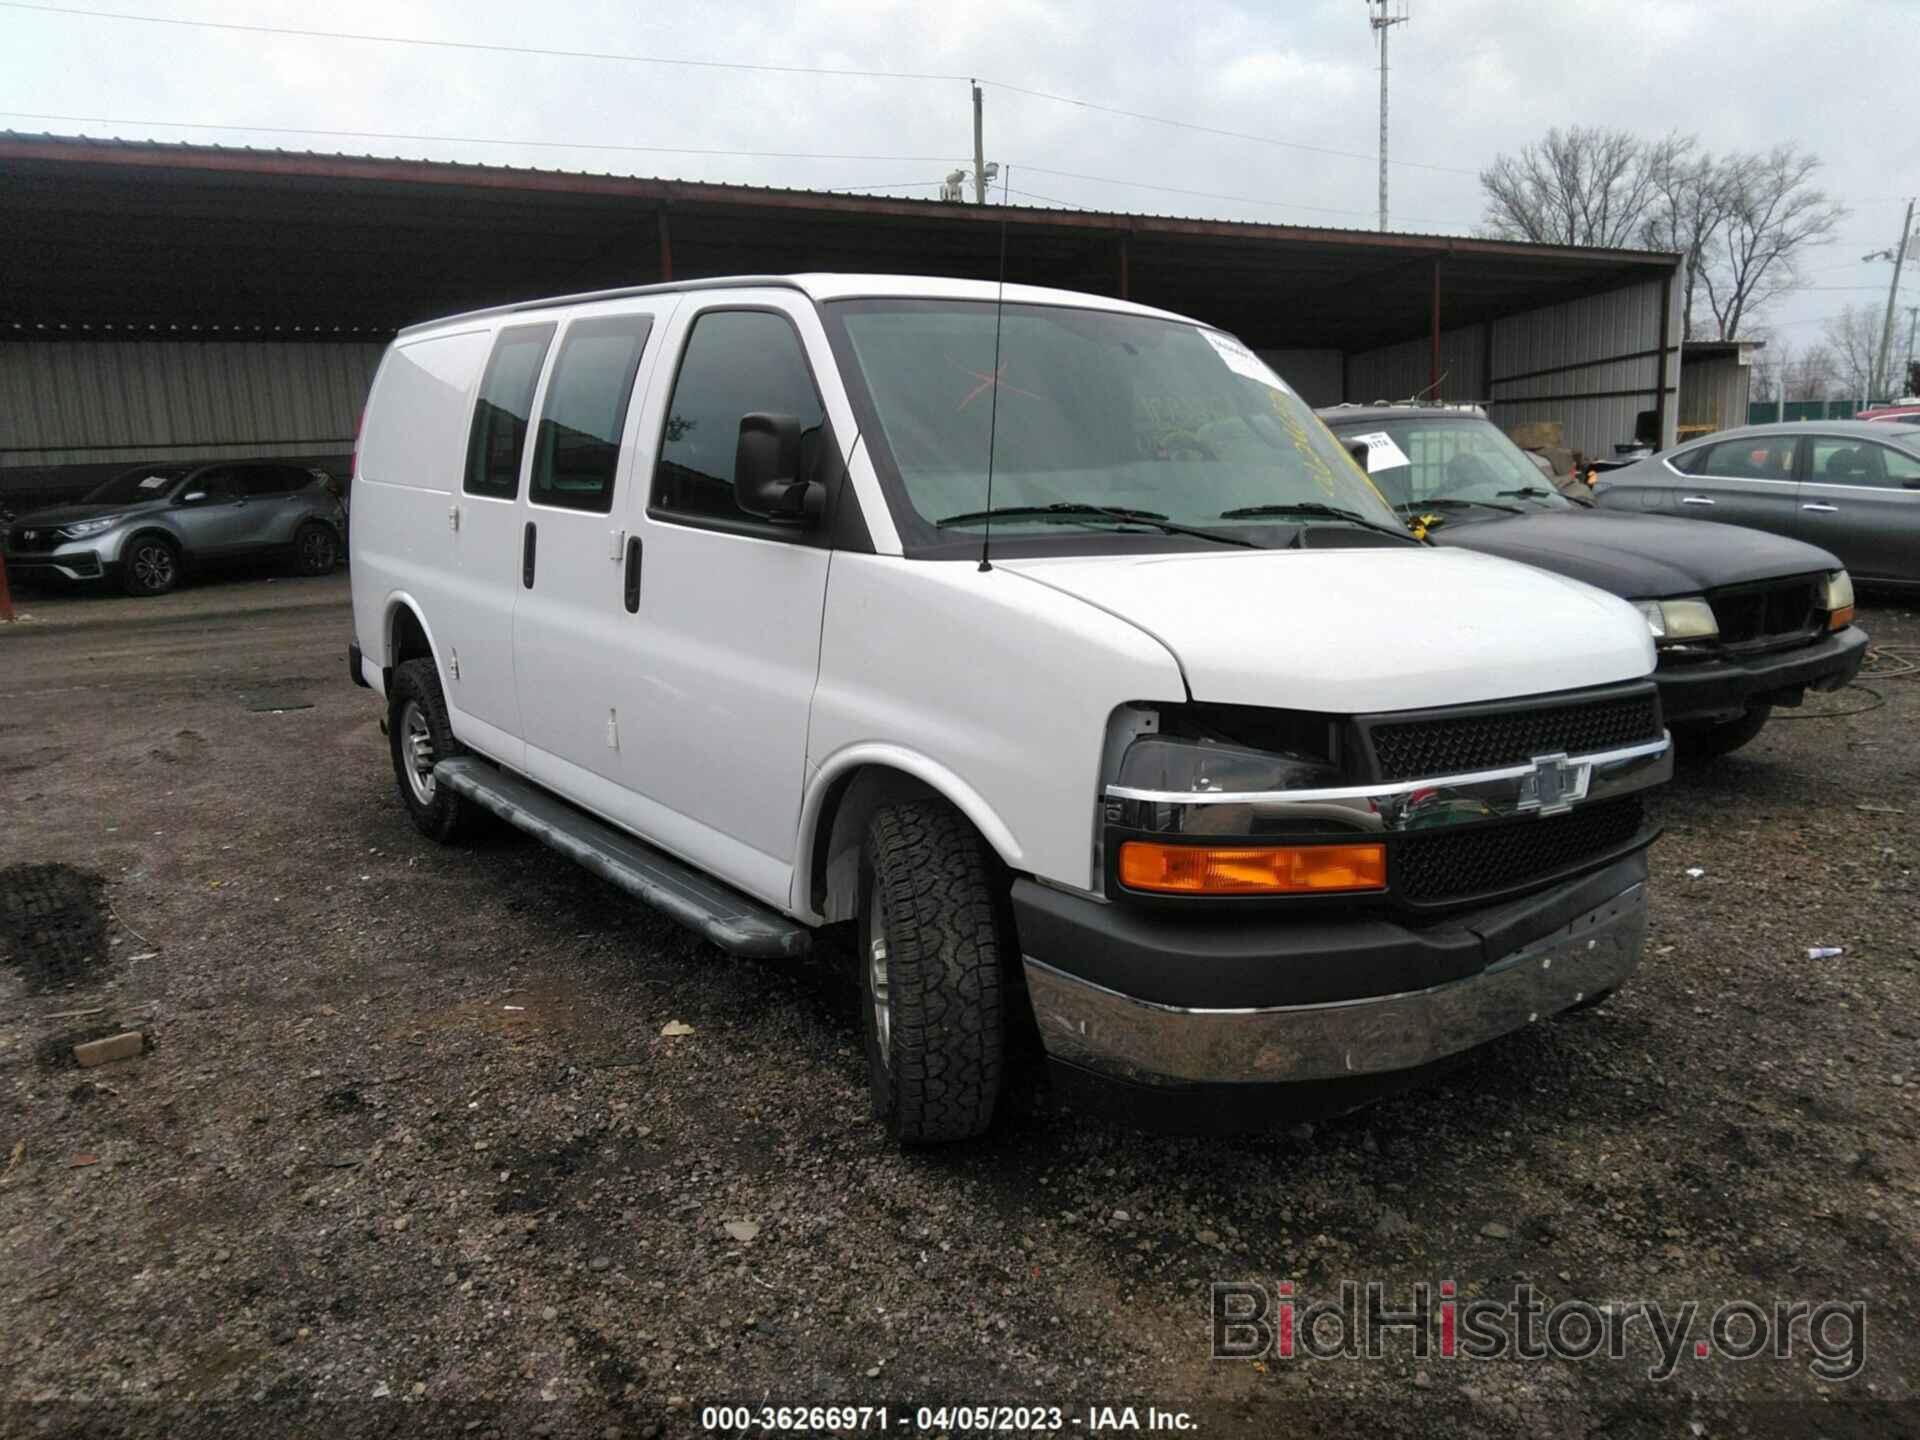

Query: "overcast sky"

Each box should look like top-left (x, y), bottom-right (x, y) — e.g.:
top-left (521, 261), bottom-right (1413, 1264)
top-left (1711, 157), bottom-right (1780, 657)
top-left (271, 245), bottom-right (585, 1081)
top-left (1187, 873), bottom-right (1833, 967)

top-left (2, 0), bottom-right (1914, 362)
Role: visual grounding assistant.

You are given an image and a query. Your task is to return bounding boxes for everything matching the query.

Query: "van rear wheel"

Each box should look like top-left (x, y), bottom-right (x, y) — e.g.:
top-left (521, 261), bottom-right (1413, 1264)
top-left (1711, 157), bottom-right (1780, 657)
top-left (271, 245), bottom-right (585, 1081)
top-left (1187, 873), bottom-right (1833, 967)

top-left (858, 798), bottom-right (1008, 1144)
top-left (387, 658), bottom-right (474, 842)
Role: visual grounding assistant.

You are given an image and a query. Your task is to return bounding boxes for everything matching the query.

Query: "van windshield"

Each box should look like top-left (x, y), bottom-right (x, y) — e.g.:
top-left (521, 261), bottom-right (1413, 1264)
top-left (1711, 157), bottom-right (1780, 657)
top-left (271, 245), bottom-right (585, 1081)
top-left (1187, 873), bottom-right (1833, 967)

top-left (825, 299), bottom-right (1407, 554)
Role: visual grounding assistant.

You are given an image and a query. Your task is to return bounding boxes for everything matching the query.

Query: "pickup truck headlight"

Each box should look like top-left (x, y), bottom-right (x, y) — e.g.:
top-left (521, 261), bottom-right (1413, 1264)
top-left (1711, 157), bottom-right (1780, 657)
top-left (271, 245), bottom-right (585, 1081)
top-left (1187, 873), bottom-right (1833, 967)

top-left (1821, 570), bottom-right (1855, 629)
top-left (56, 515), bottom-right (123, 539)
top-left (1635, 596), bottom-right (1718, 643)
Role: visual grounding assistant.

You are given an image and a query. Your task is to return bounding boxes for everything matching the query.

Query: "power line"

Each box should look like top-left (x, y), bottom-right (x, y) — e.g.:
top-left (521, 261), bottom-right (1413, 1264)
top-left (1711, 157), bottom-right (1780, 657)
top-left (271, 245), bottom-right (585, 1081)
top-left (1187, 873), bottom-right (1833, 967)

top-left (0, 110), bottom-right (955, 164)
top-left (1, 0), bottom-right (1481, 177)
top-left (0, 1), bottom-right (970, 82)
top-left (981, 78), bottom-right (1477, 176)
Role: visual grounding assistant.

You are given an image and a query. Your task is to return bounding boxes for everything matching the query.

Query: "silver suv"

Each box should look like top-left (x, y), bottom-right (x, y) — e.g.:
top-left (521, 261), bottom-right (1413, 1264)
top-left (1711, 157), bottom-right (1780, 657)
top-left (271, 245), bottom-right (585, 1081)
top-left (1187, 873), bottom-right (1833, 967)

top-left (2, 460), bottom-right (346, 596)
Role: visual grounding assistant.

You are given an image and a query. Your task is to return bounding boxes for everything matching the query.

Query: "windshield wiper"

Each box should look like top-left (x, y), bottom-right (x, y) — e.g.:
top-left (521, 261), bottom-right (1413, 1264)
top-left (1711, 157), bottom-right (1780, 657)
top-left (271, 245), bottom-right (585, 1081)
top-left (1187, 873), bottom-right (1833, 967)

top-left (1493, 487), bottom-right (1559, 502)
top-left (934, 503), bottom-right (1262, 549)
top-left (1413, 495), bottom-right (1525, 515)
top-left (1216, 502), bottom-right (1416, 542)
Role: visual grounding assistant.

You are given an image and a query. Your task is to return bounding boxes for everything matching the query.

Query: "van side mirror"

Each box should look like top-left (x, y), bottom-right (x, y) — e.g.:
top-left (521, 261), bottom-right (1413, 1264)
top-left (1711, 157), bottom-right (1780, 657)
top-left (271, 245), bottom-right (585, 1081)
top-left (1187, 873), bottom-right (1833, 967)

top-left (178, 490), bottom-right (208, 505)
top-left (734, 413), bottom-right (821, 526)
top-left (1346, 442), bottom-right (1370, 471)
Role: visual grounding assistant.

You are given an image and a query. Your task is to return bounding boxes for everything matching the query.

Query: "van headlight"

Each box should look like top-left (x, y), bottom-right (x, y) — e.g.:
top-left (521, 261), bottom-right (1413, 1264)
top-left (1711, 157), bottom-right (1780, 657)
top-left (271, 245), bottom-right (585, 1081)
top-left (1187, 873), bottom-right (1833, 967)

top-left (1821, 570), bottom-right (1855, 630)
top-left (56, 515), bottom-right (123, 539)
top-left (1113, 734), bottom-right (1344, 795)
top-left (1635, 596), bottom-right (1718, 643)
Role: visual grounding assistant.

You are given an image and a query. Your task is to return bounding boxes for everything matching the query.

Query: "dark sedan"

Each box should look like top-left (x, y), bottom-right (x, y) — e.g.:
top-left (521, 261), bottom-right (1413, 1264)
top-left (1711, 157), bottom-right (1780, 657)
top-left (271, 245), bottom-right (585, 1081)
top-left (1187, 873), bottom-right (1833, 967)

top-left (1317, 404), bottom-right (1867, 760)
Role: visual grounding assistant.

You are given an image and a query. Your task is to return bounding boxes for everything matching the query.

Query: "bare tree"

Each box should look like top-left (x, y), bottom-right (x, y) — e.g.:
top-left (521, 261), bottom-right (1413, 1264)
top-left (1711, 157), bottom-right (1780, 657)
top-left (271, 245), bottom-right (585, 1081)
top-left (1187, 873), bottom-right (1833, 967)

top-left (1483, 132), bottom-right (1846, 341)
top-left (1700, 145), bottom-right (1846, 341)
top-left (1639, 137), bottom-right (1737, 341)
top-left (1784, 343), bottom-right (1837, 403)
top-left (1822, 305), bottom-right (1881, 401)
top-left (1479, 127), bottom-right (1669, 248)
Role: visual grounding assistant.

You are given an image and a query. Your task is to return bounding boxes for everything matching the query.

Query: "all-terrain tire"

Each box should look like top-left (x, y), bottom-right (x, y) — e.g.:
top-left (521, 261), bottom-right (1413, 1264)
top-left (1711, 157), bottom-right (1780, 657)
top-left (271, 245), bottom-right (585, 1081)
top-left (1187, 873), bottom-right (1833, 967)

top-left (1674, 703), bottom-right (1771, 763)
top-left (858, 798), bottom-right (1009, 1144)
top-left (387, 658), bottom-right (475, 843)
top-left (119, 535), bottom-right (180, 596)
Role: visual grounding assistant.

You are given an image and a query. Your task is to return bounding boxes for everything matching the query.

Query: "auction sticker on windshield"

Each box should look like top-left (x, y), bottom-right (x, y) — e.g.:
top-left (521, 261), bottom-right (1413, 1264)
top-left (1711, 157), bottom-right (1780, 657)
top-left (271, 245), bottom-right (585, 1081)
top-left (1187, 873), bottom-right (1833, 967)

top-left (1345, 431), bottom-right (1412, 473)
top-left (1201, 330), bottom-right (1292, 393)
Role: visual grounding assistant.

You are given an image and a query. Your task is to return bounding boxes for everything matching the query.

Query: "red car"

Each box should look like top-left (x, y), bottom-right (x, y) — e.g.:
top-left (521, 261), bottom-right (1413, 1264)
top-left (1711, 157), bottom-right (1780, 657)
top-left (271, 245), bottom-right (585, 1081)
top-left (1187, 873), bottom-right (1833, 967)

top-left (1855, 403), bottom-right (1920, 426)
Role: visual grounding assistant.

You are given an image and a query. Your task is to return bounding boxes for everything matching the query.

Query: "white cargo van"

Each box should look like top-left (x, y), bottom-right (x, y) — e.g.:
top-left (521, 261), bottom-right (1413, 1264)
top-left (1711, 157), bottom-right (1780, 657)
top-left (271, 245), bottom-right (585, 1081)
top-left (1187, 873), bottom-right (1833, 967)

top-left (348, 274), bottom-right (1671, 1142)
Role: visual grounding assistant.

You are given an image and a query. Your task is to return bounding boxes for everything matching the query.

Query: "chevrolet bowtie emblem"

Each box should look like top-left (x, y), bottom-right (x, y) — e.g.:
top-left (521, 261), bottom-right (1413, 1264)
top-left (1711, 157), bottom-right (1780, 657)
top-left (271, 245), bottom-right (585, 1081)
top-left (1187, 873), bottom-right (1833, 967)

top-left (1521, 753), bottom-right (1591, 816)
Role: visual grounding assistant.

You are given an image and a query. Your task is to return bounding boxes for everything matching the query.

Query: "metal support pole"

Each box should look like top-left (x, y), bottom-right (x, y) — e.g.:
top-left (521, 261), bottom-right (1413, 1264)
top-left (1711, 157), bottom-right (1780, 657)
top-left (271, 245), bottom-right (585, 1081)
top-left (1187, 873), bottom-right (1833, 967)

top-left (972, 83), bottom-right (987, 206)
top-left (1429, 258), bottom-right (1442, 398)
top-left (1115, 233), bottom-right (1130, 300)
top-left (657, 210), bottom-right (673, 282)
top-left (1872, 197), bottom-right (1913, 403)
top-left (1905, 304), bottom-right (1919, 396)
top-left (1656, 269), bottom-right (1673, 449)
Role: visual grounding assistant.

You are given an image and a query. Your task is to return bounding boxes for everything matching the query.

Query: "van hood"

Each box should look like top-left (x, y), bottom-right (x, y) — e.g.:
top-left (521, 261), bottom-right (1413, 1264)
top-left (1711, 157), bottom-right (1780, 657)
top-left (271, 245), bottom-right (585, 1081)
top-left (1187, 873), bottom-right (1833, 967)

top-left (996, 546), bottom-right (1655, 713)
top-left (1432, 510), bottom-right (1840, 598)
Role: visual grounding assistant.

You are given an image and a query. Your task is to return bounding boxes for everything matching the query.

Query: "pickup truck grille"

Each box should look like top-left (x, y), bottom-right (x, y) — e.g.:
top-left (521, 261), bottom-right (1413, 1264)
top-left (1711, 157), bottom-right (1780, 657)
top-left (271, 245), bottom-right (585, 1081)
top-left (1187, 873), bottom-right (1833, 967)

top-left (1709, 577), bottom-right (1820, 648)
top-left (1363, 688), bottom-right (1662, 782)
top-left (1395, 796), bottom-right (1646, 905)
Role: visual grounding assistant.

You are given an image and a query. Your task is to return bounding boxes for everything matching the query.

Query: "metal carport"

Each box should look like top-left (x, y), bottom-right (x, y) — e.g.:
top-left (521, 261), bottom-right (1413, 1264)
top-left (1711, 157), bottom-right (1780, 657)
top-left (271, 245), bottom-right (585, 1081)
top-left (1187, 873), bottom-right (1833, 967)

top-left (0, 131), bottom-right (1685, 503)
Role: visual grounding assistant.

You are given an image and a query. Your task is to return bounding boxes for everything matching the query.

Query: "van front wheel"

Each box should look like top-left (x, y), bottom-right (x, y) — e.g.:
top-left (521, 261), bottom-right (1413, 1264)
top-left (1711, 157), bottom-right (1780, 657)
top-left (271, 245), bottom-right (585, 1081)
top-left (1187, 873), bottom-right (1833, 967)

top-left (387, 658), bottom-right (474, 842)
top-left (859, 799), bottom-right (1008, 1144)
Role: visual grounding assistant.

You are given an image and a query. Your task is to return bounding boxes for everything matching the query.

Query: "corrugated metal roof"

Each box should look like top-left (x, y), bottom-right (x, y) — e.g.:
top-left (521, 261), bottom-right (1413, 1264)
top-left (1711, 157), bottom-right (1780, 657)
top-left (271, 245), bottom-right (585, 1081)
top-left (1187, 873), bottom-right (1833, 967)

top-left (0, 130), bottom-right (1677, 261)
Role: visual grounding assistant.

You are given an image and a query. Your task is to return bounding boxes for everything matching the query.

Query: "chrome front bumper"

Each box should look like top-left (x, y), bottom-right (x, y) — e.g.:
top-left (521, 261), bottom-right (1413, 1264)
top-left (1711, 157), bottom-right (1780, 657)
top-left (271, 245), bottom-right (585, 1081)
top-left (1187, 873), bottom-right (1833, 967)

top-left (1024, 881), bottom-right (1647, 1086)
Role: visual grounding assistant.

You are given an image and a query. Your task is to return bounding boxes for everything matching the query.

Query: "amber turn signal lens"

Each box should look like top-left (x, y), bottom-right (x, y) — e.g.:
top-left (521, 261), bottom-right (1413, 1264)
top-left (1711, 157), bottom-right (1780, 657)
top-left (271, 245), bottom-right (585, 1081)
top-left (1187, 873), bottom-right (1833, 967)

top-left (1118, 841), bottom-right (1387, 895)
top-left (1829, 605), bottom-right (1855, 630)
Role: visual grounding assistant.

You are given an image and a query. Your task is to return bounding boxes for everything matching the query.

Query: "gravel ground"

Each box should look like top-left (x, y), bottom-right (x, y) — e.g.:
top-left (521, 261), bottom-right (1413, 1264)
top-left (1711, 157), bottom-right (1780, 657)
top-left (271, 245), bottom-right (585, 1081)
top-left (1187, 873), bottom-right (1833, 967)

top-left (1, 573), bottom-right (1917, 1439)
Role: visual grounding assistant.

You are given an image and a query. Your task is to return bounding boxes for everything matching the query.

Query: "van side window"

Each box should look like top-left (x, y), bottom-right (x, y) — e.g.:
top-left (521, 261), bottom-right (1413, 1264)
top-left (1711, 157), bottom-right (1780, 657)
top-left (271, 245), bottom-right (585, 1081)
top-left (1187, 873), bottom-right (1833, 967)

top-left (529, 315), bottom-right (654, 514)
top-left (653, 310), bottom-right (825, 524)
top-left (465, 324), bottom-right (556, 499)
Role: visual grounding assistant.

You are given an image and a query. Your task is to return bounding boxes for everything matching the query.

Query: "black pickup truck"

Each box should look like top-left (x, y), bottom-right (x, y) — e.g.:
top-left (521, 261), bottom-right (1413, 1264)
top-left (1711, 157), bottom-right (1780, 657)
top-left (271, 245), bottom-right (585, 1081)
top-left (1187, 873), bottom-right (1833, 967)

top-left (1318, 404), bottom-right (1867, 759)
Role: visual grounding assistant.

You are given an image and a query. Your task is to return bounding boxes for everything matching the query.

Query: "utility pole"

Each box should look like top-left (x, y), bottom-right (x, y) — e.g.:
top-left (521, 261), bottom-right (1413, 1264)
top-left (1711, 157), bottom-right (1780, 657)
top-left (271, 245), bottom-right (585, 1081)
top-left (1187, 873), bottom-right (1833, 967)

top-left (1868, 196), bottom-right (1914, 403)
top-left (972, 81), bottom-right (987, 205)
top-left (1366, 1), bottom-right (1409, 232)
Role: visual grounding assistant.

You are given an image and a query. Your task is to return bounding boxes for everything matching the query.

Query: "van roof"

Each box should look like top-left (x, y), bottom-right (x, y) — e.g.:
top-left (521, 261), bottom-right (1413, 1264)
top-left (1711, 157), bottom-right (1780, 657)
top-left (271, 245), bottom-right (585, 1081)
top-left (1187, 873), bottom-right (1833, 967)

top-left (396, 273), bottom-right (1197, 338)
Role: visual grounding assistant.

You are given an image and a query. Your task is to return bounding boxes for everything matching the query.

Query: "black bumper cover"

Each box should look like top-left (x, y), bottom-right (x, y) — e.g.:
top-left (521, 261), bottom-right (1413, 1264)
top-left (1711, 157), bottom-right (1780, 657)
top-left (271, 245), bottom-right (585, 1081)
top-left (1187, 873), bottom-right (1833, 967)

top-left (1013, 849), bottom-right (1651, 1011)
top-left (1657, 625), bottom-right (1867, 726)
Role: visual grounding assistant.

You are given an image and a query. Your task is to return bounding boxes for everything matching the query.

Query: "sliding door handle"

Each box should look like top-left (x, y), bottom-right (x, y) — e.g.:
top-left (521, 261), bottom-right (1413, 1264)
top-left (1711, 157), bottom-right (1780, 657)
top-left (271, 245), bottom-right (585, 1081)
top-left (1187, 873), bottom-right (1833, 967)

top-left (521, 521), bottom-right (537, 588)
top-left (1800, 502), bottom-right (1838, 513)
top-left (623, 535), bottom-right (643, 613)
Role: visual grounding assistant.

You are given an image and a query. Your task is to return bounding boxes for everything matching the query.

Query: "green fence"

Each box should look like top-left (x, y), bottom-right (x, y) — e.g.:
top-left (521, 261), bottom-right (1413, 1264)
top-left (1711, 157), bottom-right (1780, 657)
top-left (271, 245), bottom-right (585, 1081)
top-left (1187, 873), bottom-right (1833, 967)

top-left (1746, 399), bottom-right (1876, 424)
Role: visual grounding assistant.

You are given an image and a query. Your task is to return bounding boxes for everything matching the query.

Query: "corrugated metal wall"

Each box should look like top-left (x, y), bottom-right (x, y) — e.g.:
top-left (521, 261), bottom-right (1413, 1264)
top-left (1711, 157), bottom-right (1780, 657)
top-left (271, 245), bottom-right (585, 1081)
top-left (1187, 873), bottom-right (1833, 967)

top-left (1256, 349), bottom-right (1343, 408)
top-left (1343, 326), bottom-right (1489, 408)
top-left (1678, 353), bottom-right (1752, 433)
top-left (1343, 276), bottom-right (1681, 458)
top-left (0, 339), bottom-right (383, 469)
